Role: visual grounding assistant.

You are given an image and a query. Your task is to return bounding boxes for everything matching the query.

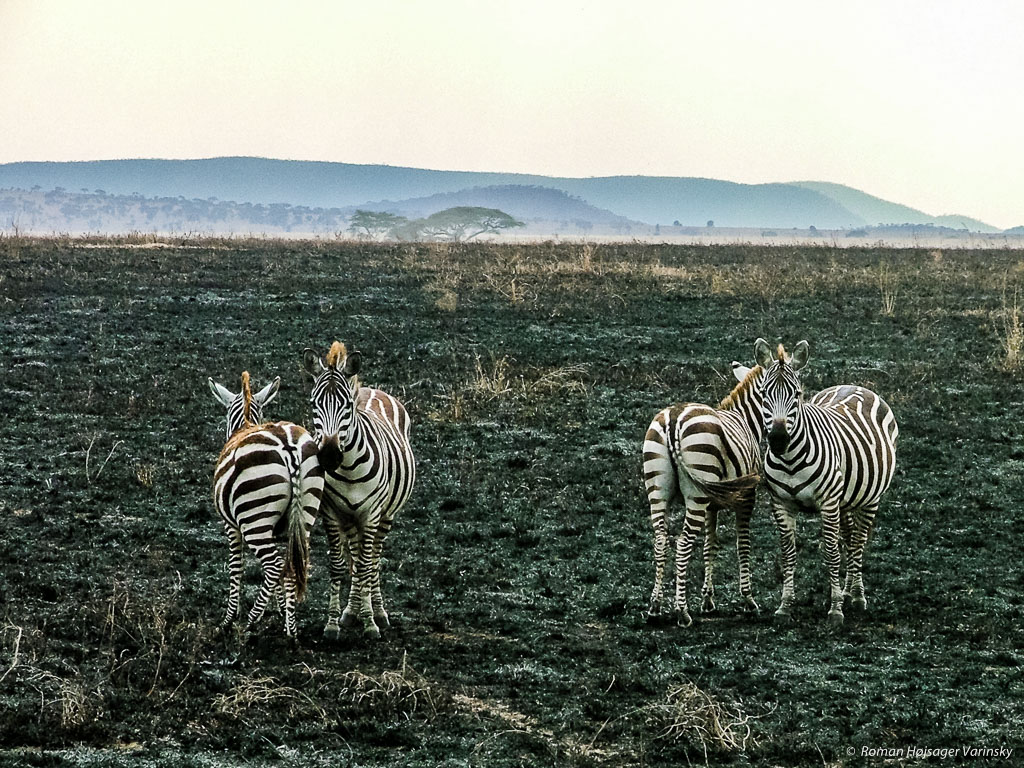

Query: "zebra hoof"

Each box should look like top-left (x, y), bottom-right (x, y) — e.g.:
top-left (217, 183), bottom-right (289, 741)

top-left (774, 609), bottom-right (794, 624)
top-left (374, 612), bottom-right (391, 629)
top-left (323, 624), bottom-right (341, 641)
top-left (742, 597), bottom-right (760, 613)
top-left (675, 611), bottom-right (693, 628)
top-left (700, 597), bottom-right (717, 614)
top-left (849, 597), bottom-right (867, 611)
top-left (340, 610), bottom-right (359, 628)
top-left (827, 612), bottom-right (845, 629)
top-left (363, 623), bottom-right (382, 638)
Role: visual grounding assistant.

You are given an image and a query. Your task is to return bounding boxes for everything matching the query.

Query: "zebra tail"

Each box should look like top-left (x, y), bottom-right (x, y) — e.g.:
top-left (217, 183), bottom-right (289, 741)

top-left (283, 461), bottom-right (311, 603)
top-left (685, 471), bottom-right (760, 509)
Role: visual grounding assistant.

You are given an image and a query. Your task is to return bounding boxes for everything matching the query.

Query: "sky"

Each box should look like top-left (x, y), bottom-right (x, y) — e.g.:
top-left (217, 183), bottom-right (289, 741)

top-left (1, 0), bottom-right (1022, 228)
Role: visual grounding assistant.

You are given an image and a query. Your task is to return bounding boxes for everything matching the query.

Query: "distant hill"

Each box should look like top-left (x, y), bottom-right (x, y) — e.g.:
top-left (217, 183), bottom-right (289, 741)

top-left (354, 184), bottom-right (640, 230)
top-left (0, 156), bottom-right (999, 232)
top-left (793, 181), bottom-right (999, 233)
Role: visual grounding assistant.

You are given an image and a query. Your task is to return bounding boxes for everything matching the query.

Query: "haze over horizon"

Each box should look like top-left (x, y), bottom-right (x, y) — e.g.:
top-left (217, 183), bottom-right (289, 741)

top-left (2, 1), bottom-right (1022, 228)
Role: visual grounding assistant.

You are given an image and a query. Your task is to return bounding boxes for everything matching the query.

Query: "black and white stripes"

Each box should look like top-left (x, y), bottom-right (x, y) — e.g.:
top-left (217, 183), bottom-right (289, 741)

top-left (302, 341), bottom-right (416, 637)
top-left (755, 338), bottom-right (898, 627)
top-left (642, 362), bottom-right (765, 626)
top-left (201, 335), bottom-right (897, 639)
top-left (208, 372), bottom-right (324, 639)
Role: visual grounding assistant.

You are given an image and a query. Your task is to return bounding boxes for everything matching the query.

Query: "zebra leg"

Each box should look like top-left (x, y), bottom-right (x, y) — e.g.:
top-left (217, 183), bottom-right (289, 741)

top-left (271, 582), bottom-right (285, 615)
top-left (821, 502), bottom-right (845, 627)
top-left (840, 508), bottom-right (853, 599)
top-left (369, 518), bottom-right (393, 629)
top-left (222, 526), bottom-right (245, 630)
top-left (673, 503), bottom-right (705, 627)
top-left (348, 523), bottom-right (381, 636)
top-left (321, 515), bottom-right (349, 640)
top-left (772, 503), bottom-right (798, 622)
top-left (734, 496), bottom-right (759, 612)
top-left (340, 527), bottom-right (363, 629)
top-left (247, 545), bottom-right (284, 633)
top-left (280, 571), bottom-right (298, 639)
top-left (643, 435), bottom-right (675, 619)
top-left (845, 505), bottom-right (878, 611)
top-left (700, 507), bottom-right (721, 613)
top-left (647, 496), bottom-right (671, 619)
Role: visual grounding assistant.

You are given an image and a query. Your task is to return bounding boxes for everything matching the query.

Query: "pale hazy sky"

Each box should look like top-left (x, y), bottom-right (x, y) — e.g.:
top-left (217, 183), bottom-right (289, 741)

top-left (2, 0), bottom-right (1022, 227)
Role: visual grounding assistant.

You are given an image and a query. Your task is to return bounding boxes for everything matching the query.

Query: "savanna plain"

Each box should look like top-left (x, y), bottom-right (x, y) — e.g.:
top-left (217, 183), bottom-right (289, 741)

top-left (0, 238), bottom-right (1022, 766)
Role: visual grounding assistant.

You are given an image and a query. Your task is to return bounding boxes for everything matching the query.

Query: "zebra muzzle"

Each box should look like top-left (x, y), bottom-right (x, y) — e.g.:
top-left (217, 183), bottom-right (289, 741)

top-left (318, 433), bottom-right (343, 470)
top-left (768, 422), bottom-right (790, 453)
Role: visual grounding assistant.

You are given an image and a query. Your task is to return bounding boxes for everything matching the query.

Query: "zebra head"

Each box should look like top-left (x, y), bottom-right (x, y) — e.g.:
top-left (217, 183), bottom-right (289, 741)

top-left (754, 338), bottom-right (809, 454)
top-left (302, 341), bottom-right (362, 468)
top-left (208, 371), bottom-right (281, 440)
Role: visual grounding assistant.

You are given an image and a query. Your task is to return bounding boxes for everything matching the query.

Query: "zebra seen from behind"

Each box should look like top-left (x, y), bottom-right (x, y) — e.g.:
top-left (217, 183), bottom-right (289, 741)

top-left (642, 360), bottom-right (766, 627)
top-left (755, 338), bottom-right (898, 627)
top-left (302, 341), bottom-right (416, 638)
top-left (208, 371), bottom-right (324, 639)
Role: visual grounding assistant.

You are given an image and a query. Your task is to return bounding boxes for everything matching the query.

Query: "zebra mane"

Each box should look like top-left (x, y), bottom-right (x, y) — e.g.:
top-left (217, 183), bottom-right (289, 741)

top-left (777, 343), bottom-right (788, 362)
top-left (240, 370), bottom-right (255, 426)
top-left (719, 364), bottom-right (763, 410)
top-left (326, 341), bottom-right (347, 369)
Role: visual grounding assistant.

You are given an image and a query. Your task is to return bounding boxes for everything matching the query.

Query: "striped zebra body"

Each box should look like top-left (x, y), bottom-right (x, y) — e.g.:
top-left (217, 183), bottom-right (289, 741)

top-left (303, 342), bottom-right (416, 638)
top-left (208, 373), bottom-right (324, 638)
top-left (642, 362), bottom-right (764, 626)
top-left (755, 339), bottom-right (898, 627)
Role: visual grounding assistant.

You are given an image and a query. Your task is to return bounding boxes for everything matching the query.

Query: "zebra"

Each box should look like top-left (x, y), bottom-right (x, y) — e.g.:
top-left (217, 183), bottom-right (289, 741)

top-left (208, 371), bottom-right (324, 639)
top-left (302, 341), bottom-right (416, 638)
top-left (754, 338), bottom-right (898, 627)
top-left (642, 360), bottom-right (766, 627)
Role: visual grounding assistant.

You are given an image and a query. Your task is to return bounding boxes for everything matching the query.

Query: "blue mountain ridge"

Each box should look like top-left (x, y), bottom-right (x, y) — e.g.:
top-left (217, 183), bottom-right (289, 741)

top-left (0, 156), bottom-right (998, 231)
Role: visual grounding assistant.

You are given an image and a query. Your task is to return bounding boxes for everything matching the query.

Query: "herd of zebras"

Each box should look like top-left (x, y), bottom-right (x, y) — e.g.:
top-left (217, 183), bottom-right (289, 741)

top-left (207, 337), bottom-right (897, 641)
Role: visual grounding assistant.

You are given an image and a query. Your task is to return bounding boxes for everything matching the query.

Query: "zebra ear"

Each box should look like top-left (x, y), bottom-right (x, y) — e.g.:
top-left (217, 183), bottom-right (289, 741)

top-left (302, 348), bottom-right (325, 378)
top-left (731, 362), bottom-right (751, 382)
top-left (208, 378), bottom-right (235, 407)
top-left (344, 351), bottom-right (362, 377)
top-left (254, 376), bottom-right (281, 406)
top-left (754, 338), bottom-right (773, 368)
top-left (791, 340), bottom-right (810, 371)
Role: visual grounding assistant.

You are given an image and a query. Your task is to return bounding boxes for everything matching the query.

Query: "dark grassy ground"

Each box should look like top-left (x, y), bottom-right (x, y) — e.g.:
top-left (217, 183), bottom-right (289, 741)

top-left (0, 237), bottom-right (1022, 766)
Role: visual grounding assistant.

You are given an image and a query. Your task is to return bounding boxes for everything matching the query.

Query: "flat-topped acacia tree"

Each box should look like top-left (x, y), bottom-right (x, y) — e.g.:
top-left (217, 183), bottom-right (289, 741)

top-left (395, 206), bottom-right (524, 241)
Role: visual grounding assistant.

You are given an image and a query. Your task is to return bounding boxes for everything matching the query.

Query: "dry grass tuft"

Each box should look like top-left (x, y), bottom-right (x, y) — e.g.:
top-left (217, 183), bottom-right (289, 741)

top-left (28, 670), bottom-right (93, 728)
top-left (878, 261), bottom-right (898, 316)
top-left (434, 288), bottom-right (458, 313)
top-left (998, 283), bottom-right (1024, 372)
top-left (470, 355), bottom-right (513, 400)
top-left (134, 463), bottom-right (154, 489)
top-left (528, 363), bottom-right (589, 396)
top-left (643, 681), bottom-right (759, 756)
top-left (215, 674), bottom-right (332, 723)
top-left (335, 654), bottom-right (447, 718)
top-left (426, 356), bottom-right (590, 423)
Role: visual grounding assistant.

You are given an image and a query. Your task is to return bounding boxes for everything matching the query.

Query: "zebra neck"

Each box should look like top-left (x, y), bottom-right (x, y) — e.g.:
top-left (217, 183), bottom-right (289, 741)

top-left (732, 384), bottom-right (765, 440)
top-left (773, 407), bottom-right (811, 459)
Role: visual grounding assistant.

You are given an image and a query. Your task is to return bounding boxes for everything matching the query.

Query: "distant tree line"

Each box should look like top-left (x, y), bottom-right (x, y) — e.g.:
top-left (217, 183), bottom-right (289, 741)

top-left (0, 188), bottom-right (525, 239)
